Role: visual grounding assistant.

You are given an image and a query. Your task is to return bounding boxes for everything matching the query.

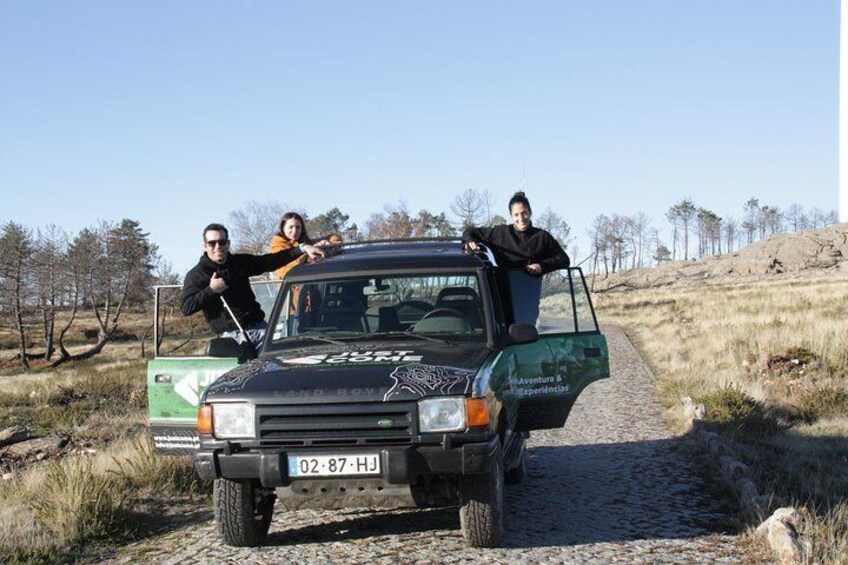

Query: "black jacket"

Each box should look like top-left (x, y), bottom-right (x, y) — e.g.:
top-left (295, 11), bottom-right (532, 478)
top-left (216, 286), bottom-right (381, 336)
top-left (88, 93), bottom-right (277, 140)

top-left (182, 248), bottom-right (304, 334)
top-left (462, 224), bottom-right (570, 275)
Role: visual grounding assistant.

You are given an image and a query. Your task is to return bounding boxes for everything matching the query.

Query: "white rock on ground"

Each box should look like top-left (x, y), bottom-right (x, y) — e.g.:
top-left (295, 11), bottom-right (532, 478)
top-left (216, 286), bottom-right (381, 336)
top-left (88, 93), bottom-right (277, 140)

top-left (755, 507), bottom-right (805, 565)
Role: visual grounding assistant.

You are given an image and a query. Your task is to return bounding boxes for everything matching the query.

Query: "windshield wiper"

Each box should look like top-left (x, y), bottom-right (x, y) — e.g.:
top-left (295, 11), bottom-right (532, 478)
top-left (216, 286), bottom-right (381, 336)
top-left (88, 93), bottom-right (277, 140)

top-left (276, 333), bottom-right (347, 346)
top-left (350, 331), bottom-right (452, 345)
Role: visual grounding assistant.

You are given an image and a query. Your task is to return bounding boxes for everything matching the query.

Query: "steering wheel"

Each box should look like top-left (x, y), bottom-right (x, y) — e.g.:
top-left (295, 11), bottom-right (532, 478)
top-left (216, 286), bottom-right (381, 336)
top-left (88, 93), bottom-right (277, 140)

top-left (420, 307), bottom-right (466, 320)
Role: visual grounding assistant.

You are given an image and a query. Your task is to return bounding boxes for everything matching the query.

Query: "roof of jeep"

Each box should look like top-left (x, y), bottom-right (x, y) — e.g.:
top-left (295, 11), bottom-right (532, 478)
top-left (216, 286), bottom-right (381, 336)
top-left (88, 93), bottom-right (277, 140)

top-left (285, 239), bottom-right (493, 280)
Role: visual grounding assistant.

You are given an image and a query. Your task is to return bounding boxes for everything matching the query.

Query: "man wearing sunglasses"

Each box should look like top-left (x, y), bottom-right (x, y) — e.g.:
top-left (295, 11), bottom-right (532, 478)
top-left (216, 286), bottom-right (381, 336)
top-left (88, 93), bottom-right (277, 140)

top-left (182, 222), bottom-right (325, 345)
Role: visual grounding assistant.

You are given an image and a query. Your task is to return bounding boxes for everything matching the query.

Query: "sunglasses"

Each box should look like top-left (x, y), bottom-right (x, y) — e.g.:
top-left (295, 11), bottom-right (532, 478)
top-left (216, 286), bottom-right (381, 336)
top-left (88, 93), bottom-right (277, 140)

top-left (205, 239), bottom-right (229, 248)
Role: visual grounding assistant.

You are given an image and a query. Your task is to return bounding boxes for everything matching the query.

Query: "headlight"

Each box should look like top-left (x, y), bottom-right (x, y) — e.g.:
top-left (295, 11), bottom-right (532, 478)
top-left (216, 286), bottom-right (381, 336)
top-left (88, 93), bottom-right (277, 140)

top-left (418, 397), bottom-right (466, 433)
top-left (212, 403), bottom-right (255, 439)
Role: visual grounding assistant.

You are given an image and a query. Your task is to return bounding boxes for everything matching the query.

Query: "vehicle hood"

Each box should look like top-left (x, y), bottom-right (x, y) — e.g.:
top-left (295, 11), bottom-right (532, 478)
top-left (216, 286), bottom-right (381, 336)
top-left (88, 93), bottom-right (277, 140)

top-left (202, 342), bottom-right (492, 404)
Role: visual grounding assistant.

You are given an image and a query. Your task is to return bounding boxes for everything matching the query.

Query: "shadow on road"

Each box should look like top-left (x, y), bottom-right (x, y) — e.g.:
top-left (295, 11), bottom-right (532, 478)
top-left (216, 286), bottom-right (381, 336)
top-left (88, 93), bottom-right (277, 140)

top-left (260, 438), bottom-right (738, 548)
top-left (265, 506), bottom-right (459, 545)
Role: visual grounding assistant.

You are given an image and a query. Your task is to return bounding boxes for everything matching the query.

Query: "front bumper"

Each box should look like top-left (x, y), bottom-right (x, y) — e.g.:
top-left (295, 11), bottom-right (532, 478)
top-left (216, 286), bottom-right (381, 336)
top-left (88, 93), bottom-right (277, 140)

top-left (194, 435), bottom-right (499, 488)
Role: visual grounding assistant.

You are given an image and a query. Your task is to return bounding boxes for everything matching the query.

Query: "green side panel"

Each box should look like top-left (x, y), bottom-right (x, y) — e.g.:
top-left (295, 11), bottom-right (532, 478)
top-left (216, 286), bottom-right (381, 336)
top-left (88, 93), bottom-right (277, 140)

top-left (491, 333), bottom-right (610, 430)
top-left (147, 357), bottom-right (240, 422)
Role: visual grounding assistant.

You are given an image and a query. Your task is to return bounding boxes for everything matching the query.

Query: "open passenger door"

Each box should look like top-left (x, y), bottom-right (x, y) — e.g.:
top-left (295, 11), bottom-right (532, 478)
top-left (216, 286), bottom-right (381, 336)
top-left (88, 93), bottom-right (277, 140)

top-left (500, 268), bottom-right (610, 431)
top-left (146, 280), bottom-right (281, 454)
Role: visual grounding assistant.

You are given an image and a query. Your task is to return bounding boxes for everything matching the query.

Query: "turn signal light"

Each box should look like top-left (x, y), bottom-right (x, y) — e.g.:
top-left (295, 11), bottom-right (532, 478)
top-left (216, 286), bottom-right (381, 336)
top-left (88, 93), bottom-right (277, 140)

top-left (465, 398), bottom-right (489, 428)
top-left (197, 405), bottom-right (213, 435)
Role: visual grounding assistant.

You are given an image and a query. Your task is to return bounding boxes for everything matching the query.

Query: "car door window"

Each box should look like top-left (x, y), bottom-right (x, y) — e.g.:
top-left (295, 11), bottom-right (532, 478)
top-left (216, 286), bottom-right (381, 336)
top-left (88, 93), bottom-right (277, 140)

top-left (537, 268), bottom-right (598, 335)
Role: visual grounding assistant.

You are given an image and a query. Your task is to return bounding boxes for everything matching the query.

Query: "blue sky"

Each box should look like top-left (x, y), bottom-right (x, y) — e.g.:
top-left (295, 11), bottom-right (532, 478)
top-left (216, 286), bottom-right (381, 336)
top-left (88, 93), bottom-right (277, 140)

top-left (0, 1), bottom-right (839, 274)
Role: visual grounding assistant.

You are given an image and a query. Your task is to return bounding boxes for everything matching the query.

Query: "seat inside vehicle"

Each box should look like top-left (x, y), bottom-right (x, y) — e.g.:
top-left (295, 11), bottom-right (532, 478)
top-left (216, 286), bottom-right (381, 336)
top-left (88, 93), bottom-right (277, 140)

top-left (318, 295), bottom-right (369, 332)
top-left (434, 286), bottom-right (483, 328)
top-left (377, 306), bottom-right (402, 332)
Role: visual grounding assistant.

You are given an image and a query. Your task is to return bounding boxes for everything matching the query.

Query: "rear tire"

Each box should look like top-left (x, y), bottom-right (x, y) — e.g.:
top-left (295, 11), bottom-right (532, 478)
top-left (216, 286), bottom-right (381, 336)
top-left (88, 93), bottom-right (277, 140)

top-left (214, 478), bottom-right (275, 547)
top-left (459, 444), bottom-right (504, 547)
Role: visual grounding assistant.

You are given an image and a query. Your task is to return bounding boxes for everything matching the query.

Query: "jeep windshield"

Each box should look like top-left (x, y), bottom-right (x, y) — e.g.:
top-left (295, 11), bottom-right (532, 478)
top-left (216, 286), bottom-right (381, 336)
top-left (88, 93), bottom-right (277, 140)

top-left (268, 273), bottom-right (487, 348)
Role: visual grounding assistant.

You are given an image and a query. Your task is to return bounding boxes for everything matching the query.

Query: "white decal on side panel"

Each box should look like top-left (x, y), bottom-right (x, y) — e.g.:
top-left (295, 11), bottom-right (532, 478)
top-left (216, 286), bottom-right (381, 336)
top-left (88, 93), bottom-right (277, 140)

top-left (174, 370), bottom-right (225, 406)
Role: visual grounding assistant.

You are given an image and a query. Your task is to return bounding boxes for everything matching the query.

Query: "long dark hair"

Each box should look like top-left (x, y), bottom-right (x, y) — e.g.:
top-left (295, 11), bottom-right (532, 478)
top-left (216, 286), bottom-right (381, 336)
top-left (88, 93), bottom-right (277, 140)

top-left (508, 191), bottom-right (532, 215)
top-left (276, 212), bottom-right (312, 244)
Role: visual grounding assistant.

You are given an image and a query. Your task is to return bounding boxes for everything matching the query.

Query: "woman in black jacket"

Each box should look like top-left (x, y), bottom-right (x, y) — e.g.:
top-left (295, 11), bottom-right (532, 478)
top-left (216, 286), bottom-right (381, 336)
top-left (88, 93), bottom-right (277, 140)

top-left (462, 191), bottom-right (569, 275)
top-left (462, 192), bottom-right (569, 324)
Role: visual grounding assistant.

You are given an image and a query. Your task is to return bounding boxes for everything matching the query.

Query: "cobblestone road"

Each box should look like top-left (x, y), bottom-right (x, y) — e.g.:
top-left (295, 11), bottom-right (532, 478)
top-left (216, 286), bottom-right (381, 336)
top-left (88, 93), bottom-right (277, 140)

top-left (107, 326), bottom-right (750, 564)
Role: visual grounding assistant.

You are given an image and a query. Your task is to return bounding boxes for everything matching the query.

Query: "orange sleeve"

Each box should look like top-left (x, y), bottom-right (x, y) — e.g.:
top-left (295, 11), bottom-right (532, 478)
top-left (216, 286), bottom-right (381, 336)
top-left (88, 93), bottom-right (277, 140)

top-left (270, 236), bottom-right (307, 279)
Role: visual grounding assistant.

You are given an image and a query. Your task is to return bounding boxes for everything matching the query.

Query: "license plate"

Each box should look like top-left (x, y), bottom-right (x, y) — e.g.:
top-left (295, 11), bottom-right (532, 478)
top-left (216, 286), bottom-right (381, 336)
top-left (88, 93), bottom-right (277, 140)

top-left (288, 454), bottom-right (380, 477)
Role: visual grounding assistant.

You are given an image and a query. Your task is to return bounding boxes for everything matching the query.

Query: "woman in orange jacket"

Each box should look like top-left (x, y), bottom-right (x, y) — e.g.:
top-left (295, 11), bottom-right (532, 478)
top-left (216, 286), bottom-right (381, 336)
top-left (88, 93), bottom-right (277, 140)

top-left (269, 212), bottom-right (314, 280)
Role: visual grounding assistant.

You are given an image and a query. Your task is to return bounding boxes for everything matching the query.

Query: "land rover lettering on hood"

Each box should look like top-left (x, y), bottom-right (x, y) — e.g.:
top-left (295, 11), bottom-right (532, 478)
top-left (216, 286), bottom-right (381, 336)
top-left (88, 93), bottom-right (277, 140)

top-left (146, 239), bottom-right (610, 548)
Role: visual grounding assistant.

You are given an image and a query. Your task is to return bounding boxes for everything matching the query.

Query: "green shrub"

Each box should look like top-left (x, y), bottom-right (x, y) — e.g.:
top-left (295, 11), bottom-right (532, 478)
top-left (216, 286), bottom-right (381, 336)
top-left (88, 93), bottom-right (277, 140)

top-left (698, 385), bottom-right (783, 438)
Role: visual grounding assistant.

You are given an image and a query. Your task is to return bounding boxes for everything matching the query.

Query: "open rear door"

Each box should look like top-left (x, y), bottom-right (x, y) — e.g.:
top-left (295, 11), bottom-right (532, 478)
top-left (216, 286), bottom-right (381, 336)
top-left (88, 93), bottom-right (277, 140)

top-left (500, 268), bottom-right (610, 431)
top-left (146, 280), bottom-right (281, 454)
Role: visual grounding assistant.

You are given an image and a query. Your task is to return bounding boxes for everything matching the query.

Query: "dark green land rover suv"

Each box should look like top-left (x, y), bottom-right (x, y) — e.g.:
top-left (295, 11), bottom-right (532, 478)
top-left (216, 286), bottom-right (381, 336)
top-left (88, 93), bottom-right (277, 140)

top-left (147, 239), bottom-right (609, 548)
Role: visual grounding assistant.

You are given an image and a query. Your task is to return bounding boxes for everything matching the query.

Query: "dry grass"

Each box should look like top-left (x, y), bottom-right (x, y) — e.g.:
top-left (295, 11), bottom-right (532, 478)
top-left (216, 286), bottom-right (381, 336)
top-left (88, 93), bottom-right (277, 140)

top-left (0, 320), bottom-right (210, 562)
top-left (0, 437), bottom-right (205, 563)
top-left (592, 274), bottom-right (848, 561)
top-left (0, 350), bottom-right (146, 440)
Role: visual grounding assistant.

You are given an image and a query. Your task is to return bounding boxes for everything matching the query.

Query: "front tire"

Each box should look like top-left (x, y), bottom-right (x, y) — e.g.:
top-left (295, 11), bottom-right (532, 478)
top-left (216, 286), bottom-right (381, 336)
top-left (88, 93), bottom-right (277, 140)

top-left (214, 478), bottom-right (275, 547)
top-left (504, 449), bottom-right (526, 484)
top-left (459, 444), bottom-right (504, 547)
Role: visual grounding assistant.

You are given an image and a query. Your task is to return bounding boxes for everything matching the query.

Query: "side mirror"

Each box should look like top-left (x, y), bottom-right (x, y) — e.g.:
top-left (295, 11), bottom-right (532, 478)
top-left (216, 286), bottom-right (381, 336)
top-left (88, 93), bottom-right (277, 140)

top-left (507, 323), bottom-right (538, 345)
top-left (206, 337), bottom-right (257, 362)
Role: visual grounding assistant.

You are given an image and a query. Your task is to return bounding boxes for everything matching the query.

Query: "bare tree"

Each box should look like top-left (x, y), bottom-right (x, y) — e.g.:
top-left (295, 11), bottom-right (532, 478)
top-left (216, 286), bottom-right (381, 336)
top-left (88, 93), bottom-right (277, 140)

top-left (588, 214), bottom-right (630, 275)
top-left (0, 222), bottom-right (35, 370)
top-left (450, 189), bottom-right (485, 230)
top-left (228, 200), bottom-right (297, 254)
top-left (666, 199), bottom-right (696, 260)
top-left (626, 212), bottom-right (651, 269)
top-left (665, 205), bottom-right (680, 260)
top-left (785, 204), bottom-right (804, 232)
top-left (32, 225), bottom-right (67, 360)
top-left (742, 198), bottom-right (760, 244)
top-left (588, 215), bottom-right (611, 276)
top-left (53, 220), bottom-right (157, 366)
top-left (758, 205), bottom-right (781, 239)
top-left (723, 217), bottom-right (738, 253)
top-left (535, 208), bottom-right (574, 252)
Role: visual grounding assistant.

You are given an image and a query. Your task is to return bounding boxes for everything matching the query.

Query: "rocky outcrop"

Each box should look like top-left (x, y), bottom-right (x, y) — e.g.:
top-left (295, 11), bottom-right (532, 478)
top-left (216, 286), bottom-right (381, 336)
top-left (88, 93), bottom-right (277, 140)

top-left (593, 223), bottom-right (848, 292)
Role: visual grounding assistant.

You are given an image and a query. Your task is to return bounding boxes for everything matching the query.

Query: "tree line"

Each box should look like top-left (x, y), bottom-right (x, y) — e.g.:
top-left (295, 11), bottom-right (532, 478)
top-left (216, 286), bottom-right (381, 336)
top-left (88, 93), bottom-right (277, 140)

top-left (589, 198), bottom-right (838, 275)
top-left (226, 189), bottom-right (573, 256)
top-left (0, 219), bottom-right (167, 370)
top-left (0, 190), bottom-right (839, 370)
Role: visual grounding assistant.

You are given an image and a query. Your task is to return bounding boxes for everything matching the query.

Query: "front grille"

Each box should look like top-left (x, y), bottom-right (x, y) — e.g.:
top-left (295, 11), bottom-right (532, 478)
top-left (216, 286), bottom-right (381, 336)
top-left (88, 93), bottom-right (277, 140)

top-left (256, 402), bottom-right (416, 447)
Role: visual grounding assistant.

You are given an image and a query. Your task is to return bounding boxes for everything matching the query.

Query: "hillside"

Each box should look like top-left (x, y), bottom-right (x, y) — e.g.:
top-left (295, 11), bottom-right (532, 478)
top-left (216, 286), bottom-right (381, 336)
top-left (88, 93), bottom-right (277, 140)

top-left (592, 223), bottom-right (848, 292)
